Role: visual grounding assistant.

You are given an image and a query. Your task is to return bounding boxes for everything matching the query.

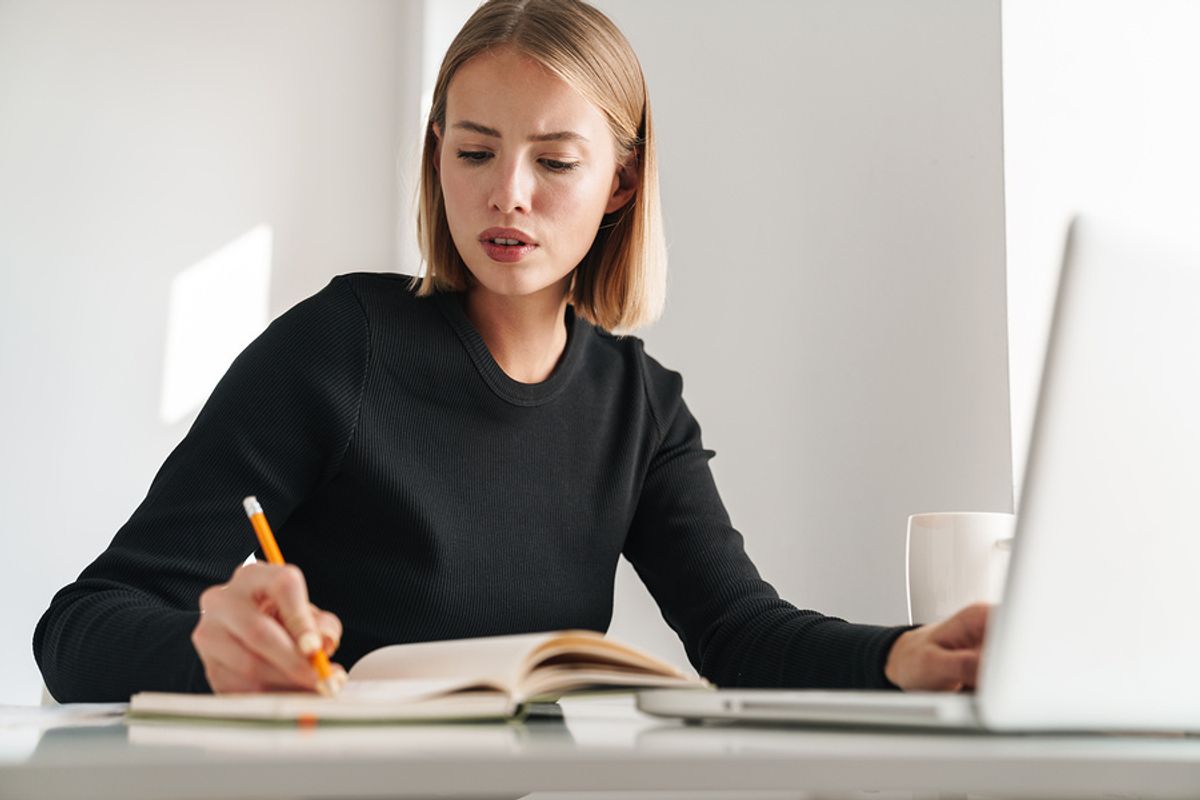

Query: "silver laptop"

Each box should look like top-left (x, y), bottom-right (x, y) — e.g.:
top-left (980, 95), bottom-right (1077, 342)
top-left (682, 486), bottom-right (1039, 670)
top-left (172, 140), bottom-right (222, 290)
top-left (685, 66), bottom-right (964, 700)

top-left (639, 213), bottom-right (1200, 733)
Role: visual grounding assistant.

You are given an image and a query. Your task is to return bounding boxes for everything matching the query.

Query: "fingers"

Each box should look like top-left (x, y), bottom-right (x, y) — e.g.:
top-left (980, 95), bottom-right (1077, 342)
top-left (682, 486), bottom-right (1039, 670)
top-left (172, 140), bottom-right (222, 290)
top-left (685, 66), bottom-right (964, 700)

top-left (918, 604), bottom-right (988, 691)
top-left (311, 604), bottom-right (342, 656)
top-left (194, 623), bottom-right (313, 693)
top-left (193, 563), bottom-right (343, 695)
top-left (197, 578), bottom-right (318, 692)
top-left (930, 602), bottom-right (991, 649)
top-left (904, 647), bottom-right (979, 692)
top-left (224, 603), bottom-right (321, 688)
top-left (935, 649), bottom-right (980, 691)
top-left (201, 630), bottom-right (348, 694)
top-left (886, 610), bottom-right (987, 692)
top-left (960, 650), bottom-right (981, 690)
top-left (230, 563), bottom-right (320, 645)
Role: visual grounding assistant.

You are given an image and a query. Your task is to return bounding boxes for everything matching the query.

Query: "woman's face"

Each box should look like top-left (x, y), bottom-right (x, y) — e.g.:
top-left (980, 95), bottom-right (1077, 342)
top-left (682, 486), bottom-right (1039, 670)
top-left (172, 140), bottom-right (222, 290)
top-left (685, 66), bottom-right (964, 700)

top-left (435, 47), bottom-right (635, 305)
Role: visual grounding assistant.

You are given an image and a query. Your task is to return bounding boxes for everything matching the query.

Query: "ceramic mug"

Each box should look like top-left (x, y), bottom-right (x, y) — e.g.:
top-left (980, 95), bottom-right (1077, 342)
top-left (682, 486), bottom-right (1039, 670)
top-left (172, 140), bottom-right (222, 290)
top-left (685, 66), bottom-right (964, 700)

top-left (906, 511), bottom-right (1013, 625)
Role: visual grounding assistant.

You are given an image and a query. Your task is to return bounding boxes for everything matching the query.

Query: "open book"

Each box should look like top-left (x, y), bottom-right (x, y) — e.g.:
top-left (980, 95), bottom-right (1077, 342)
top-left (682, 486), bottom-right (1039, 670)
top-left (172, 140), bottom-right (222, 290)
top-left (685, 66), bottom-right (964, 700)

top-left (129, 630), bottom-right (710, 722)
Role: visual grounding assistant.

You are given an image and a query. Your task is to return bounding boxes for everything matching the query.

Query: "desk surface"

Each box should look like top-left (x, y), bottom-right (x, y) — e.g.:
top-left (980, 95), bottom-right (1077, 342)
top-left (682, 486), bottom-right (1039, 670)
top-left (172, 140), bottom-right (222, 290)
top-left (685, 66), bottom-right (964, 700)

top-left (2, 696), bottom-right (1199, 800)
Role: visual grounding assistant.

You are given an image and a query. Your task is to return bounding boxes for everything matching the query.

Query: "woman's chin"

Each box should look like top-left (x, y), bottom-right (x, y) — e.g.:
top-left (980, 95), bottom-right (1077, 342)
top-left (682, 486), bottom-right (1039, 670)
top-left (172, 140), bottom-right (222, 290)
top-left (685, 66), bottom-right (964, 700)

top-left (466, 265), bottom-right (570, 302)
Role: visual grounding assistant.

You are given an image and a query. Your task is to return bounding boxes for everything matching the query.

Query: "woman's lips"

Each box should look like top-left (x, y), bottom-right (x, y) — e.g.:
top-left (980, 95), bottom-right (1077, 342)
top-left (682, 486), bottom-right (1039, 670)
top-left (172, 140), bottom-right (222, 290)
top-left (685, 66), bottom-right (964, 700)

top-left (481, 240), bottom-right (539, 263)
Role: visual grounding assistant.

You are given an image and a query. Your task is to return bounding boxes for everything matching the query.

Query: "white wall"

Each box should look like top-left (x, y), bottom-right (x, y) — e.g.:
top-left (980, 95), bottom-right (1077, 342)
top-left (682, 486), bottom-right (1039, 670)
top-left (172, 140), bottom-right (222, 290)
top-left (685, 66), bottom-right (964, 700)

top-left (0, 0), bottom-right (420, 703)
top-left (0, 0), bottom-right (1010, 702)
top-left (1003, 0), bottom-right (1200, 502)
top-left (599, 0), bottom-right (1011, 666)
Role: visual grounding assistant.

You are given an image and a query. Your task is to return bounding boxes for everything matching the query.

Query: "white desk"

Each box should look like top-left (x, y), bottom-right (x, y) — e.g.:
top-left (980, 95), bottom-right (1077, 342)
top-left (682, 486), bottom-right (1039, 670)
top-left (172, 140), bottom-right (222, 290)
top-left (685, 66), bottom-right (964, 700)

top-left (2, 696), bottom-right (1199, 800)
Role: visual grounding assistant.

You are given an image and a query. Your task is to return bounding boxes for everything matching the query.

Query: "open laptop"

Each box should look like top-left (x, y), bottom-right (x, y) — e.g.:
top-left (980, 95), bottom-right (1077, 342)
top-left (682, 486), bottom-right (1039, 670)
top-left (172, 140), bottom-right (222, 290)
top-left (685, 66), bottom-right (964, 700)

top-left (639, 213), bottom-right (1200, 733)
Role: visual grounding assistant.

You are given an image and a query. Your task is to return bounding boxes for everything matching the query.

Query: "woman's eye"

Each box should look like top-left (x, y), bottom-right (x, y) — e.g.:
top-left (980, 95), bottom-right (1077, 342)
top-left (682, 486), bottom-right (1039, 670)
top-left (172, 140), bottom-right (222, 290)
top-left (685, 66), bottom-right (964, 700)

top-left (454, 150), bottom-right (578, 173)
top-left (541, 159), bottom-right (580, 173)
top-left (456, 150), bottom-right (491, 164)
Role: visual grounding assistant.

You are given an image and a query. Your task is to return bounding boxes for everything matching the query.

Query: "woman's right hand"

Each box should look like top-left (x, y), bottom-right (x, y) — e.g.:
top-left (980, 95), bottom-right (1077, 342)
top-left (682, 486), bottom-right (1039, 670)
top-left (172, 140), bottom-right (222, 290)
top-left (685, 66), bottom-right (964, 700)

top-left (192, 562), bottom-right (346, 694)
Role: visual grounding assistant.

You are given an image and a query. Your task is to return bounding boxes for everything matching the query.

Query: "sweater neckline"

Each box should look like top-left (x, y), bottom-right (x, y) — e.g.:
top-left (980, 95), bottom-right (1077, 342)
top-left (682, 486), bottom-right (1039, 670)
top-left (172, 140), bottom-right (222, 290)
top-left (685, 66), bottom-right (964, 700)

top-left (433, 291), bottom-right (583, 407)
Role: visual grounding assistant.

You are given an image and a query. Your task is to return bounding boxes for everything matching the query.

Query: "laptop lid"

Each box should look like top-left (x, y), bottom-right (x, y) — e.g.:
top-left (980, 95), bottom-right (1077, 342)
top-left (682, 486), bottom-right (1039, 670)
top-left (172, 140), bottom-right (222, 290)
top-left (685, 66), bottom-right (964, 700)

top-left (976, 213), bottom-right (1200, 732)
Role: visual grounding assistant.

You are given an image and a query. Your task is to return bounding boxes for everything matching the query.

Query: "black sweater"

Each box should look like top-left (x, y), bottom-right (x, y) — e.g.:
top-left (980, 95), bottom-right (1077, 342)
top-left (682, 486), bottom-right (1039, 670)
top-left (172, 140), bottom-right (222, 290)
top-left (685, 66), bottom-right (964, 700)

top-left (34, 273), bottom-right (910, 702)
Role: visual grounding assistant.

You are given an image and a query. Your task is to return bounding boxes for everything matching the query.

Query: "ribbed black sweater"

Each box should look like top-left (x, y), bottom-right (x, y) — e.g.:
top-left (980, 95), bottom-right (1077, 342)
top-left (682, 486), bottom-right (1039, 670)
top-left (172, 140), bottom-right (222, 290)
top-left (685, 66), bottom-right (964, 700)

top-left (34, 273), bottom-right (910, 702)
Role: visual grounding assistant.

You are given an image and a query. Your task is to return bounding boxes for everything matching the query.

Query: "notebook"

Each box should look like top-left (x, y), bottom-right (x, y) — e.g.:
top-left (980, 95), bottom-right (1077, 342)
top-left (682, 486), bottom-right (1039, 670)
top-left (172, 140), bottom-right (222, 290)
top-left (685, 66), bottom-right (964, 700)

top-left (639, 212), bottom-right (1200, 734)
top-left (130, 630), bottom-right (708, 723)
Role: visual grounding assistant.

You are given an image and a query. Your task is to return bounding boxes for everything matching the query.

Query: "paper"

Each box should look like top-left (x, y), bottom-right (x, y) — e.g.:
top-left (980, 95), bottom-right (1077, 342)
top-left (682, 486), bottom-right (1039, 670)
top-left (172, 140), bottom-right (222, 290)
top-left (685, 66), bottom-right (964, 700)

top-left (0, 703), bottom-right (127, 730)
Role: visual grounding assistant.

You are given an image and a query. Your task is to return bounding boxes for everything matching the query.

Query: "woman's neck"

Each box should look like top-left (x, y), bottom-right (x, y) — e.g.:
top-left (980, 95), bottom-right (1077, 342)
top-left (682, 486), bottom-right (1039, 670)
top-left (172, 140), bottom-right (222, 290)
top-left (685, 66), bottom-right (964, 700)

top-left (463, 282), bottom-right (570, 384)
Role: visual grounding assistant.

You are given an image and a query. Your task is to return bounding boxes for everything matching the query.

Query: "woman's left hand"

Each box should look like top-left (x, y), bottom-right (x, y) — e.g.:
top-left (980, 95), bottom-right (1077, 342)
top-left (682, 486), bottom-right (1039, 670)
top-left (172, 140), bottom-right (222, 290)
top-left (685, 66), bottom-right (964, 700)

top-left (883, 602), bottom-right (991, 691)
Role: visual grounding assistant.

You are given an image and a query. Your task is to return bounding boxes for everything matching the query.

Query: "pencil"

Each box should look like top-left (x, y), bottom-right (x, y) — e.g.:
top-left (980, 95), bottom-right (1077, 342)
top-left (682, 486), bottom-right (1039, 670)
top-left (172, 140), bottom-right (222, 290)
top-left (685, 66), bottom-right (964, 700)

top-left (241, 495), bottom-right (342, 697)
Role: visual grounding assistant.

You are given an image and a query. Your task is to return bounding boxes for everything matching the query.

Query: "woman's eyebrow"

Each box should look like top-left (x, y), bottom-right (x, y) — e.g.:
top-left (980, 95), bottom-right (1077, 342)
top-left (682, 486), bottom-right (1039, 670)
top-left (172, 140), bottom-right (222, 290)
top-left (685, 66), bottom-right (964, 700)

top-left (452, 120), bottom-right (588, 143)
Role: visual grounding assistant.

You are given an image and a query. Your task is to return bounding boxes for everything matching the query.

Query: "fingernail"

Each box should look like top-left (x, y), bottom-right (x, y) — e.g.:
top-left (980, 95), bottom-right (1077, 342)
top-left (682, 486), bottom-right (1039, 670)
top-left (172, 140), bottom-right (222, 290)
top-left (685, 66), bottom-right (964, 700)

top-left (316, 672), bottom-right (344, 697)
top-left (297, 631), bottom-right (321, 656)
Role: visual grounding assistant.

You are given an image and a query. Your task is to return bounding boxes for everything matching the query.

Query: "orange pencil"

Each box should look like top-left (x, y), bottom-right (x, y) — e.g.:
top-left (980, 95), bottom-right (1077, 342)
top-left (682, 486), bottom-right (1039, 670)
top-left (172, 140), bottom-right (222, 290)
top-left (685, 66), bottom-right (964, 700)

top-left (242, 495), bottom-right (341, 697)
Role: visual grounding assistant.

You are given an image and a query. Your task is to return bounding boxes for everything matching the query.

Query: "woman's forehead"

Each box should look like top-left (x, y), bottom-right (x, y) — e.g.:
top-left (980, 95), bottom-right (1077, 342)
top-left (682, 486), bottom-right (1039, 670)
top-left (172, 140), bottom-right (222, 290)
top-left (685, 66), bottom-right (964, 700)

top-left (445, 48), bottom-right (610, 142)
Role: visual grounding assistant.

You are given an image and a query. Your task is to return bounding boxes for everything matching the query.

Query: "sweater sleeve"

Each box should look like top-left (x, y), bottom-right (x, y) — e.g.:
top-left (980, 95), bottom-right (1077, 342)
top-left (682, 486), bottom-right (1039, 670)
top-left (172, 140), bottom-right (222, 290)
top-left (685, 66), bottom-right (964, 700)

top-left (622, 360), bottom-right (913, 689)
top-left (33, 275), bottom-right (370, 702)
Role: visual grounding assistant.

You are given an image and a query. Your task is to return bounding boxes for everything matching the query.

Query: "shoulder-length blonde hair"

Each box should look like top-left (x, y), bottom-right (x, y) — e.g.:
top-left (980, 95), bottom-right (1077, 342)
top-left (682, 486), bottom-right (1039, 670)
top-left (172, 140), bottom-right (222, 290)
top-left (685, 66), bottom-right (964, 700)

top-left (414, 0), bottom-right (667, 333)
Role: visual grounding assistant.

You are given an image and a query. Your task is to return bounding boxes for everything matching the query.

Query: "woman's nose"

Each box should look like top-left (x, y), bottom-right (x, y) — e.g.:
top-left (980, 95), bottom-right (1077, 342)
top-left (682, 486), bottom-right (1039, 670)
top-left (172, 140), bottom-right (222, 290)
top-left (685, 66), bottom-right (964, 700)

top-left (488, 158), bottom-right (533, 214)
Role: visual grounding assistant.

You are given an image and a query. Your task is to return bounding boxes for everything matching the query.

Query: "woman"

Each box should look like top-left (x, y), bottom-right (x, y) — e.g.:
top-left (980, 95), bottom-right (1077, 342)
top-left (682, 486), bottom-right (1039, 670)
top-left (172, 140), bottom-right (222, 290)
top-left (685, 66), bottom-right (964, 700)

top-left (34, 0), bottom-right (987, 702)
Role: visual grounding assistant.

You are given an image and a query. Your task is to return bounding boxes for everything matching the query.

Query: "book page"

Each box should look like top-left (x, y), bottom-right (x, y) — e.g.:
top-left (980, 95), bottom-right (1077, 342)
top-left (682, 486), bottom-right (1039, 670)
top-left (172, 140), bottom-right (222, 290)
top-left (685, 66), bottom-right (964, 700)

top-left (520, 667), bottom-right (705, 702)
top-left (520, 633), bottom-right (691, 677)
top-left (346, 631), bottom-right (564, 693)
top-left (504, 632), bottom-right (707, 701)
top-left (334, 677), bottom-right (488, 701)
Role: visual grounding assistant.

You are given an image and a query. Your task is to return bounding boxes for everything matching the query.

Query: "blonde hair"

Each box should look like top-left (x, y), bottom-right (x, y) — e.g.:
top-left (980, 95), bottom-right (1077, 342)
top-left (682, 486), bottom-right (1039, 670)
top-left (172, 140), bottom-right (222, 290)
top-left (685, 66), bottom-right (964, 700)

top-left (414, 0), bottom-right (667, 333)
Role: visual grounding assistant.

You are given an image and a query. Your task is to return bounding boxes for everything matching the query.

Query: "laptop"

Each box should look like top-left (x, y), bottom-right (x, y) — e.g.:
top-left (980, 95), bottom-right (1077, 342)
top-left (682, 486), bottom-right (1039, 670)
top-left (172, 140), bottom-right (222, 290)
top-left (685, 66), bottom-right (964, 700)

top-left (639, 213), bottom-right (1200, 733)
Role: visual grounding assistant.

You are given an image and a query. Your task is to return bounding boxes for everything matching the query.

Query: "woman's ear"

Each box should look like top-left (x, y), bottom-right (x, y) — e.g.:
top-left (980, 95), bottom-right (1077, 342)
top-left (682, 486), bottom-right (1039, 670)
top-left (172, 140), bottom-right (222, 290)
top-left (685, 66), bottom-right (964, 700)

top-left (431, 122), bottom-right (443, 173)
top-left (605, 155), bottom-right (638, 214)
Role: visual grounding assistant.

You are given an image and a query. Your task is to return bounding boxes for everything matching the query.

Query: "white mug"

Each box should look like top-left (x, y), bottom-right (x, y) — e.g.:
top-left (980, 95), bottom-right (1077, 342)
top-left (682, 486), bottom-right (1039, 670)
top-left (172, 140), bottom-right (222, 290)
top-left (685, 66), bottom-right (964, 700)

top-left (906, 511), bottom-right (1013, 625)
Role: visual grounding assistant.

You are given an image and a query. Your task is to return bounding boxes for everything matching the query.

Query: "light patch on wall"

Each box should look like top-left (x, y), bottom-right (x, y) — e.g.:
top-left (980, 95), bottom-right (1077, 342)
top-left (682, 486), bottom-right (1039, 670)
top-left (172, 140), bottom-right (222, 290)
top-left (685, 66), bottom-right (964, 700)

top-left (160, 226), bottom-right (273, 425)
